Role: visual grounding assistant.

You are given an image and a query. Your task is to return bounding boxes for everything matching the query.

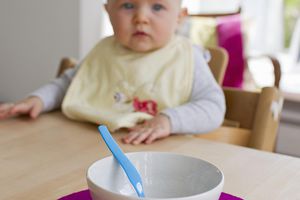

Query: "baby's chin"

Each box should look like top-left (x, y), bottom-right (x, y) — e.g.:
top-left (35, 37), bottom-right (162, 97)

top-left (116, 36), bottom-right (168, 53)
top-left (124, 43), bottom-right (165, 53)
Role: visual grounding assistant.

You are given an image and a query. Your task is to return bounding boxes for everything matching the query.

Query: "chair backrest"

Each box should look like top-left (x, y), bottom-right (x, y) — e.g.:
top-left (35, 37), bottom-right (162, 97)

top-left (206, 46), bottom-right (228, 84)
top-left (196, 86), bottom-right (283, 152)
top-left (56, 57), bottom-right (77, 77)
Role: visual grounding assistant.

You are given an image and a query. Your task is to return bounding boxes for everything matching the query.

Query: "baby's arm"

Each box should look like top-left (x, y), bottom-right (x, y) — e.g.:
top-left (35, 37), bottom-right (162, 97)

top-left (162, 46), bottom-right (225, 134)
top-left (30, 67), bottom-right (77, 112)
top-left (0, 67), bottom-right (77, 120)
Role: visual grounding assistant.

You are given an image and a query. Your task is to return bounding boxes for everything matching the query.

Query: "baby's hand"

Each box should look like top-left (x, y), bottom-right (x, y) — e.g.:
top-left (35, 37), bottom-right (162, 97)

top-left (0, 96), bottom-right (44, 120)
top-left (122, 114), bottom-right (171, 145)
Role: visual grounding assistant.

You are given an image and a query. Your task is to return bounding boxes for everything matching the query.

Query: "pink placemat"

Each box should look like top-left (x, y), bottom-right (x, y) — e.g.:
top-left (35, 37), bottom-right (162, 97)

top-left (58, 189), bottom-right (243, 200)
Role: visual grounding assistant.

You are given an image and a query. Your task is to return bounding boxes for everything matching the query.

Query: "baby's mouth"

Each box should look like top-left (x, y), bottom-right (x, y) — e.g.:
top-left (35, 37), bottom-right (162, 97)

top-left (133, 31), bottom-right (148, 37)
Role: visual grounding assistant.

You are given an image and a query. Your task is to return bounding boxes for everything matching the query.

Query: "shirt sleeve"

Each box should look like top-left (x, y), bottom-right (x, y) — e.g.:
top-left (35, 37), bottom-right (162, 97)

top-left (161, 45), bottom-right (226, 134)
top-left (29, 66), bottom-right (78, 112)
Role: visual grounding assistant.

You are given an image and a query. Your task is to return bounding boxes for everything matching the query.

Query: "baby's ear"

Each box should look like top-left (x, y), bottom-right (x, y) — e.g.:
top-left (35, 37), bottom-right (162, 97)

top-left (178, 8), bottom-right (188, 25)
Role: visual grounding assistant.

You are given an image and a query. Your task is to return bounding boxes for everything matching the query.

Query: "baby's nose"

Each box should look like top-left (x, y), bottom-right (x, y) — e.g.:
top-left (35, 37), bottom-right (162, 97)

top-left (133, 8), bottom-right (150, 24)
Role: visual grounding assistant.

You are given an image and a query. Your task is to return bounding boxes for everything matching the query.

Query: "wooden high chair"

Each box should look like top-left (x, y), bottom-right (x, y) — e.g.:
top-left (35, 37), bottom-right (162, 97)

top-left (56, 55), bottom-right (282, 152)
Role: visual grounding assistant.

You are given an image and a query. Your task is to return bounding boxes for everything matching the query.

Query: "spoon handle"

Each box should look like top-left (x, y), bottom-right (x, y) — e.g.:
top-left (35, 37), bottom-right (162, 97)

top-left (98, 125), bottom-right (145, 198)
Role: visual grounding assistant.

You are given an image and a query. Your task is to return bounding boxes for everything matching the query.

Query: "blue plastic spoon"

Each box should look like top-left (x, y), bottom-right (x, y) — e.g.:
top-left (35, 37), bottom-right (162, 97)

top-left (98, 125), bottom-right (145, 198)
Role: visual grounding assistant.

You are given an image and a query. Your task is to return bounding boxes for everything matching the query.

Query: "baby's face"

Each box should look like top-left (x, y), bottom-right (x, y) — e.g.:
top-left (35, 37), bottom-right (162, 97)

top-left (105, 0), bottom-right (185, 52)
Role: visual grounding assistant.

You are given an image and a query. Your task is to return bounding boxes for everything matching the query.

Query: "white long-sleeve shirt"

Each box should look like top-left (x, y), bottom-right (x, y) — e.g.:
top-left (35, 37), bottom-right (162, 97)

top-left (31, 45), bottom-right (225, 134)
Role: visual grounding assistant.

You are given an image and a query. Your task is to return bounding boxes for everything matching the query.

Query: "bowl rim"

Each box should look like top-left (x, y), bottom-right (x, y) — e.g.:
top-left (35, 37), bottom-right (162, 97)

top-left (86, 151), bottom-right (224, 200)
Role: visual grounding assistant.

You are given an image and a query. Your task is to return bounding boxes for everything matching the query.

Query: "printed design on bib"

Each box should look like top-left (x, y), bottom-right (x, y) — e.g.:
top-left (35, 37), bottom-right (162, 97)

top-left (113, 80), bottom-right (158, 116)
top-left (132, 98), bottom-right (157, 116)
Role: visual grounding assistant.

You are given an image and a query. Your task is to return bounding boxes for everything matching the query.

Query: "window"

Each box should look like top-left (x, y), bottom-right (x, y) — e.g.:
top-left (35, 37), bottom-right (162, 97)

top-left (284, 0), bottom-right (300, 48)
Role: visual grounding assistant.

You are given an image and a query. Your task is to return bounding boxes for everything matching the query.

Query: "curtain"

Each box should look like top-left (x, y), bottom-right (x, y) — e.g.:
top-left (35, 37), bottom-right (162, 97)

top-left (241, 0), bottom-right (284, 54)
top-left (289, 18), bottom-right (300, 64)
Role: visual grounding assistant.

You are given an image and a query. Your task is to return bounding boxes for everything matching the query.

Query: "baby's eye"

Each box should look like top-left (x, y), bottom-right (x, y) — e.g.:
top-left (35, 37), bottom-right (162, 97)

top-left (152, 4), bottom-right (164, 11)
top-left (121, 3), bottom-right (134, 9)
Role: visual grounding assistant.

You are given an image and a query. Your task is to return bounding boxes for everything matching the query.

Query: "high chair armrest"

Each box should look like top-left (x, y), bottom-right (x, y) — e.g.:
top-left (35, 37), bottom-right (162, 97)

top-left (222, 86), bottom-right (282, 152)
top-left (250, 87), bottom-right (283, 151)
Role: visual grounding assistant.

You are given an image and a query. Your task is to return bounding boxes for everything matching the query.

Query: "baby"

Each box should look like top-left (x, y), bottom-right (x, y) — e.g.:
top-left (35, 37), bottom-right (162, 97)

top-left (0, 0), bottom-right (225, 145)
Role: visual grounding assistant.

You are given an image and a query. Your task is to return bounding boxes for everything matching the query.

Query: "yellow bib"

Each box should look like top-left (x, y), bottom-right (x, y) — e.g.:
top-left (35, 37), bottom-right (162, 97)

top-left (62, 35), bottom-right (194, 131)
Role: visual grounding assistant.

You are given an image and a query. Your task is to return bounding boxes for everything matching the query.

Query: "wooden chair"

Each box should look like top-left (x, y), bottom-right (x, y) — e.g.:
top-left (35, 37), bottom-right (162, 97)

top-left (206, 46), bottom-right (229, 84)
top-left (196, 86), bottom-right (283, 152)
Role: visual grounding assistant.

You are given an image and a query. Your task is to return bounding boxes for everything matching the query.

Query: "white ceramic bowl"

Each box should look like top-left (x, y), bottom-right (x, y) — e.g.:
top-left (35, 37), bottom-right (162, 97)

top-left (87, 152), bottom-right (224, 200)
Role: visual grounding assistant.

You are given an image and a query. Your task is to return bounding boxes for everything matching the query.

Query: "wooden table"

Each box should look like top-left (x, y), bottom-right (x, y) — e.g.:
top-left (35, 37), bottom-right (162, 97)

top-left (1, 112), bottom-right (300, 200)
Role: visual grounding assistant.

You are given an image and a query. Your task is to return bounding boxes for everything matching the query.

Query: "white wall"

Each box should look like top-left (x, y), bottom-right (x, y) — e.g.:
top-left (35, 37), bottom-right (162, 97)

top-left (276, 100), bottom-right (300, 158)
top-left (0, 0), bottom-right (104, 102)
top-left (79, 0), bottom-right (105, 58)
